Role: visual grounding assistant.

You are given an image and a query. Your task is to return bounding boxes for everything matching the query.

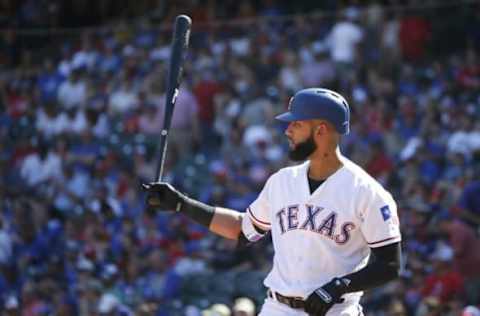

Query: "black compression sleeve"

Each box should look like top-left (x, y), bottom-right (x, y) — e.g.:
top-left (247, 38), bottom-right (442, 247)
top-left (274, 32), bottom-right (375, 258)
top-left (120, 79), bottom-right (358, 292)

top-left (340, 242), bottom-right (402, 293)
top-left (180, 196), bottom-right (215, 227)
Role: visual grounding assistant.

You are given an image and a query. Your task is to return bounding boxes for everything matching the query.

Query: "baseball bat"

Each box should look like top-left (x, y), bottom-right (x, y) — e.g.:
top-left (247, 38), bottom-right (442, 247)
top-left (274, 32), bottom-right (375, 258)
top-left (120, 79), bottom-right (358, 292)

top-left (155, 15), bottom-right (192, 182)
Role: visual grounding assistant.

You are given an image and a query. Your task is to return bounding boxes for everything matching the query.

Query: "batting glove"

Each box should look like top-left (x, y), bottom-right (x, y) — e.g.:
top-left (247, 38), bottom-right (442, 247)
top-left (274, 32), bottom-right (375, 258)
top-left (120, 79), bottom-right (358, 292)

top-left (304, 277), bottom-right (350, 316)
top-left (142, 182), bottom-right (186, 212)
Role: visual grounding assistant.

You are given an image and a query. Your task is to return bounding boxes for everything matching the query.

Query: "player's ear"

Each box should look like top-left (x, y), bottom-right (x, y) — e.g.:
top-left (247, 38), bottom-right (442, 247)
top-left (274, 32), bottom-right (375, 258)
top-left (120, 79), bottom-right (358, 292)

top-left (313, 122), bottom-right (328, 136)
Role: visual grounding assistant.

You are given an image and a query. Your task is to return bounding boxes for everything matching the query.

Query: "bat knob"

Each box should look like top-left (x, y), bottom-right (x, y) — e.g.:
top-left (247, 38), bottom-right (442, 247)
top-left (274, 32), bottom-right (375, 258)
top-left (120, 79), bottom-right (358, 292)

top-left (176, 15), bottom-right (192, 27)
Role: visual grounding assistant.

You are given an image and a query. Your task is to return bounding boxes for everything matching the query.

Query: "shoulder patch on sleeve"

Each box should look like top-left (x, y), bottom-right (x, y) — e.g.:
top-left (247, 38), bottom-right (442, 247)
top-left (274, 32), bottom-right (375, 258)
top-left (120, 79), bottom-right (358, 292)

top-left (380, 205), bottom-right (391, 221)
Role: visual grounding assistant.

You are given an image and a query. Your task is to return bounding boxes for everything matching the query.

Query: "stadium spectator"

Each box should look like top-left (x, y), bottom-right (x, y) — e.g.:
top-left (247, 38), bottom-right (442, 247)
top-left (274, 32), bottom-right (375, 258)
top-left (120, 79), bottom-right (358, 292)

top-left (232, 297), bottom-right (255, 316)
top-left (324, 9), bottom-right (364, 73)
top-left (420, 243), bottom-right (463, 304)
top-left (57, 68), bottom-right (87, 110)
top-left (438, 215), bottom-right (480, 305)
top-left (457, 176), bottom-right (480, 231)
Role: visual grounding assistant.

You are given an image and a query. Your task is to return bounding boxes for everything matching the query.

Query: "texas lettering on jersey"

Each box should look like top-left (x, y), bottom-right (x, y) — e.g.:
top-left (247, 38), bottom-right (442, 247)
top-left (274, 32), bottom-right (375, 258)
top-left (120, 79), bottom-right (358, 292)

top-left (276, 204), bottom-right (355, 245)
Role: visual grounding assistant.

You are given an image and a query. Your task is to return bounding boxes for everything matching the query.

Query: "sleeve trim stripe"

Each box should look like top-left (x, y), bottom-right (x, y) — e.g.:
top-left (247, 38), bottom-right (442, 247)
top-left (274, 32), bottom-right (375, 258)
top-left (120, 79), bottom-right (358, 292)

top-left (247, 207), bottom-right (271, 227)
top-left (367, 236), bottom-right (401, 246)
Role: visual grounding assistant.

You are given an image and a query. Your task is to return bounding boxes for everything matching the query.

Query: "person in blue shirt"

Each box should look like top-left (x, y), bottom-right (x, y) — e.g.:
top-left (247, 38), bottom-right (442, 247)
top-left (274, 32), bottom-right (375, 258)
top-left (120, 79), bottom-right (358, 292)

top-left (37, 59), bottom-right (65, 103)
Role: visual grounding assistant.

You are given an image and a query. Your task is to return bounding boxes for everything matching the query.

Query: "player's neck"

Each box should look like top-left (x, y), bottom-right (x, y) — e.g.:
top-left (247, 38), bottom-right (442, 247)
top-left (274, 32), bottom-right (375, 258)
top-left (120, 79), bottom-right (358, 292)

top-left (308, 147), bottom-right (343, 181)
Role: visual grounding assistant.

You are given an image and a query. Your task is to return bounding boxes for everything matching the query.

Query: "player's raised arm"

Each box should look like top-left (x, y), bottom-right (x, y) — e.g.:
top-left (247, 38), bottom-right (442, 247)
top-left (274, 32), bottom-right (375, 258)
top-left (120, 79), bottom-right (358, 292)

top-left (142, 182), bottom-right (263, 241)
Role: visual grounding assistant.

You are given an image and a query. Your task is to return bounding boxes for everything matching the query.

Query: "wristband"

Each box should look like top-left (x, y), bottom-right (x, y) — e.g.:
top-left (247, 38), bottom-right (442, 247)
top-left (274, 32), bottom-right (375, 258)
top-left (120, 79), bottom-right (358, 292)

top-left (241, 214), bottom-right (265, 242)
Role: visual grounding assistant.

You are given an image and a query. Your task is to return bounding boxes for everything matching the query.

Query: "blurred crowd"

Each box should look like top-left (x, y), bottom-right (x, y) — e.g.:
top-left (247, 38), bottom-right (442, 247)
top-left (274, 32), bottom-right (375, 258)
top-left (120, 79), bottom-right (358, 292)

top-left (1, 1), bottom-right (480, 315)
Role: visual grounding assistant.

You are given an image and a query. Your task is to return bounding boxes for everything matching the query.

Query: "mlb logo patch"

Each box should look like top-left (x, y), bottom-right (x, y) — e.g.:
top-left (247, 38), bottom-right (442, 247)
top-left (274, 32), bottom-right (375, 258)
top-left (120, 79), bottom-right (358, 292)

top-left (380, 205), bottom-right (391, 221)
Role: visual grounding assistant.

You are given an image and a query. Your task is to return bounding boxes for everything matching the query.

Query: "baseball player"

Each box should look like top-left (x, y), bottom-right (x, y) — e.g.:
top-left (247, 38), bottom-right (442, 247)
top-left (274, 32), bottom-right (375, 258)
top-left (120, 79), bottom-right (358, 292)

top-left (143, 88), bottom-right (402, 316)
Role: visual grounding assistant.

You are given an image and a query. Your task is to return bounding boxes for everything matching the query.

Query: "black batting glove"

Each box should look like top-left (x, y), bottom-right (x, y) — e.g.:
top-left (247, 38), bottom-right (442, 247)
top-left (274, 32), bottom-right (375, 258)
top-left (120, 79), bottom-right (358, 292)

top-left (304, 277), bottom-right (350, 316)
top-left (142, 182), bottom-right (186, 212)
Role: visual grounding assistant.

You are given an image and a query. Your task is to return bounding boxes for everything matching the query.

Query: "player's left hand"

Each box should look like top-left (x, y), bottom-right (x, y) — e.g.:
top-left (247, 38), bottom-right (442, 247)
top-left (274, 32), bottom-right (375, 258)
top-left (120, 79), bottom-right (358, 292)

top-left (142, 182), bottom-right (186, 212)
top-left (304, 277), bottom-right (349, 316)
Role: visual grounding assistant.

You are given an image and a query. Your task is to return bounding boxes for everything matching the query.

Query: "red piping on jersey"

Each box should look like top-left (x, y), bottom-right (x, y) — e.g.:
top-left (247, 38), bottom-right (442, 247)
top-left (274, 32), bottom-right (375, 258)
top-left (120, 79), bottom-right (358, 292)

top-left (247, 207), bottom-right (271, 226)
top-left (367, 236), bottom-right (400, 245)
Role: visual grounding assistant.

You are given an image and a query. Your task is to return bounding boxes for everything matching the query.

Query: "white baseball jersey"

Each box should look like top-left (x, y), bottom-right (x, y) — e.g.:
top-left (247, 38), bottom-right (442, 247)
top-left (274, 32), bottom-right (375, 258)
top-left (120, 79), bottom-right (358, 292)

top-left (243, 156), bottom-right (401, 305)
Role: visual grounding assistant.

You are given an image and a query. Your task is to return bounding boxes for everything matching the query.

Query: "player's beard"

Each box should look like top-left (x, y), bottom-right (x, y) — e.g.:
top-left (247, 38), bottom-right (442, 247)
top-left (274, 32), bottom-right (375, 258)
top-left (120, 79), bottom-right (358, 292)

top-left (288, 133), bottom-right (317, 161)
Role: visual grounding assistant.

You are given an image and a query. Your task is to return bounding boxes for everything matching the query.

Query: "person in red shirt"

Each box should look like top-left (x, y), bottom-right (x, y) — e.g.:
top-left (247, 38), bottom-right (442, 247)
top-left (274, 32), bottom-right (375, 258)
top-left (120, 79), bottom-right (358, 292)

top-left (366, 140), bottom-right (394, 184)
top-left (193, 72), bottom-right (223, 126)
top-left (399, 10), bottom-right (431, 61)
top-left (193, 72), bottom-right (223, 150)
top-left (438, 215), bottom-right (480, 304)
top-left (457, 49), bottom-right (480, 89)
top-left (421, 244), bottom-right (464, 303)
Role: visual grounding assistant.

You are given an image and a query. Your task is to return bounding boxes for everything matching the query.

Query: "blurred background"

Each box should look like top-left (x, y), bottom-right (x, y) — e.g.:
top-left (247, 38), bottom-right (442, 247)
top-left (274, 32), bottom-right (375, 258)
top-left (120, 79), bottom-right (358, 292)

top-left (1, 0), bottom-right (480, 315)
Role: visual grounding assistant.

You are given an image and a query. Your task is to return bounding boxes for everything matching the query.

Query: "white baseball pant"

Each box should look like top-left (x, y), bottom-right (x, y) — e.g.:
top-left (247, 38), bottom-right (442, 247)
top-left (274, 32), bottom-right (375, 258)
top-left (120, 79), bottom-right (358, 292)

top-left (258, 297), bottom-right (364, 316)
